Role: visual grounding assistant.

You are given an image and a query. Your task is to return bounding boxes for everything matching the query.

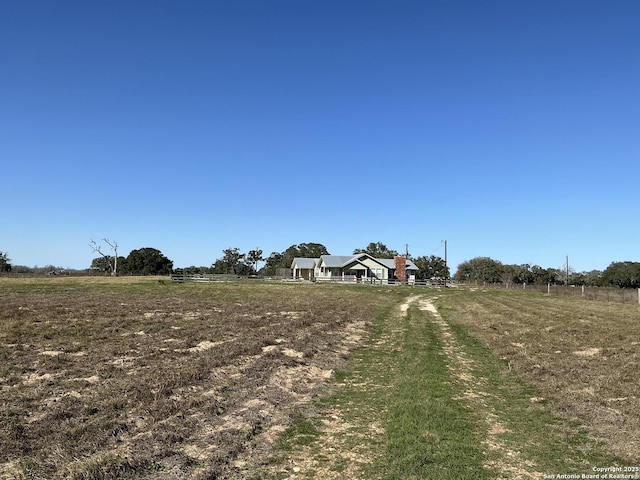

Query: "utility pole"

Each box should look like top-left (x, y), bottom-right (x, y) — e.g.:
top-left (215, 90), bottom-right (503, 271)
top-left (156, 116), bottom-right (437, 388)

top-left (566, 255), bottom-right (569, 286)
top-left (443, 240), bottom-right (448, 286)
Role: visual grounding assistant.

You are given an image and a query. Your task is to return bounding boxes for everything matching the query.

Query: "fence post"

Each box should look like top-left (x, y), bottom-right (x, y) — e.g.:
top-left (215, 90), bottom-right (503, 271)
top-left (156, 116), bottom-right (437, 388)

top-left (638, 288), bottom-right (640, 305)
top-left (582, 285), bottom-right (585, 298)
top-left (547, 283), bottom-right (550, 294)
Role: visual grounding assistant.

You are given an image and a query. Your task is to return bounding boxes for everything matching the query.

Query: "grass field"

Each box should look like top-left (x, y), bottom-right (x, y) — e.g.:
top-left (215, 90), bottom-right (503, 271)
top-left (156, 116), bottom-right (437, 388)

top-left (1, 278), bottom-right (639, 479)
top-left (272, 291), bottom-right (639, 479)
top-left (437, 289), bottom-right (640, 464)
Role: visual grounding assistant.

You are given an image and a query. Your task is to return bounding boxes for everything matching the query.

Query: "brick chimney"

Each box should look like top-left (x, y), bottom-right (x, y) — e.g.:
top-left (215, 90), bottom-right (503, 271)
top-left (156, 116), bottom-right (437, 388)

top-left (394, 256), bottom-right (406, 282)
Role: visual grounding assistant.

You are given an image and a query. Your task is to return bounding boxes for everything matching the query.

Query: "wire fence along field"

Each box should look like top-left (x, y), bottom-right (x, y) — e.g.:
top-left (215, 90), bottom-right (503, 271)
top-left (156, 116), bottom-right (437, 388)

top-left (465, 282), bottom-right (640, 305)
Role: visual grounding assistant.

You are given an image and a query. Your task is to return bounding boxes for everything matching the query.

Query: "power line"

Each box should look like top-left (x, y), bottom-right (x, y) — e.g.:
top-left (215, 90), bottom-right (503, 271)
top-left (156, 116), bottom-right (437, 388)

top-left (409, 242), bottom-right (445, 257)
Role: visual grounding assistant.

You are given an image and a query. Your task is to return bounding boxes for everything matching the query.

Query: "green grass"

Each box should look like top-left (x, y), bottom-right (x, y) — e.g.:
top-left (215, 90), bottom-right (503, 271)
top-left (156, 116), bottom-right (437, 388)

top-left (379, 304), bottom-right (492, 479)
top-left (278, 413), bottom-right (322, 451)
top-left (276, 293), bottom-right (492, 479)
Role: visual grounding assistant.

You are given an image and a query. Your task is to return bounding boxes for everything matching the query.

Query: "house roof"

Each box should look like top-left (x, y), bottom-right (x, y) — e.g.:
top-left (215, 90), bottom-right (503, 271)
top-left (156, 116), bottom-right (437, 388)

top-left (293, 254), bottom-right (418, 271)
top-left (319, 255), bottom-right (356, 268)
top-left (321, 254), bottom-right (418, 270)
top-left (292, 257), bottom-right (317, 269)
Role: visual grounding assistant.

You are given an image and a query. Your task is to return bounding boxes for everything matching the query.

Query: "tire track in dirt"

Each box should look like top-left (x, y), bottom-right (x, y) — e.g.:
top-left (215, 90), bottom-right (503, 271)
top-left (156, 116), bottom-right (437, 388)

top-left (258, 294), bottom-right (545, 479)
top-left (259, 300), bottom-right (411, 480)
top-left (413, 295), bottom-right (542, 480)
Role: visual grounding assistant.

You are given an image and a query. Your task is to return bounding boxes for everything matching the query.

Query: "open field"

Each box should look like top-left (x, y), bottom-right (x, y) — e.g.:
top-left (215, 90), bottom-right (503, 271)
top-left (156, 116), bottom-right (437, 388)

top-left (0, 278), bottom-right (394, 478)
top-left (274, 291), bottom-right (639, 479)
top-left (1, 278), bottom-right (639, 479)
top-left (436, 289), bottom-right (640, 464)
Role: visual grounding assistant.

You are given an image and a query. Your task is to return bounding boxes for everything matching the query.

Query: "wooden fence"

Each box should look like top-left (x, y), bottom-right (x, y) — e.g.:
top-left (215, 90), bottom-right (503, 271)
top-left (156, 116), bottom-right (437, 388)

top-left (314, 276), bottom-right (455, 287)
top-left (170, 274), bottom-right (286, 283)
top-left (170, 273), bottom-right (457, 288)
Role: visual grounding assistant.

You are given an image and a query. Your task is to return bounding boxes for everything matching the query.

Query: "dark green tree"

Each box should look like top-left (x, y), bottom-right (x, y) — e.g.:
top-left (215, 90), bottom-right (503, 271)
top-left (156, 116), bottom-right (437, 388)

top-left (413, 255), bottom-right (449, 281)
top-left (91, 256), bottom-right (126, 273)
top-left (212, 247), bottom-right (247, 274)
top-left (503, 264), bottom-right (535, 285)
top-left (247, 248), bottom-right (263, 274)
top-left (575, 269), bottom-right (603, 286)
top-left (281, 243), bottom-right (329, 270)
top-left (263, 252), bottom-right (284, 276)
top-left (530, 265), bottom-right (562, 285)
top-left (353, 242), bottom-right (399, 258)
top-left (453, 257), bottom-right (504, 284)
top-left (123, 248), bottom-right (173, 275)
top-left (0, 252), bottom-right (12, 272)
top-left (258, 243), bottom-right (329, 276)
top-left (179, 265), bottom-right (210, 275)
top-left (600, 261), bottom-right (640, 288)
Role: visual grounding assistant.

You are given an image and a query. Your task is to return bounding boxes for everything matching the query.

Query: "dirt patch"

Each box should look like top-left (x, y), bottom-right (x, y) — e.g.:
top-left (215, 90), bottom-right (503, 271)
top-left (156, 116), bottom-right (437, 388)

top-left (573, 347), bottom-right (601, 357)
top-left (184, 340), bottom-right (226, 352)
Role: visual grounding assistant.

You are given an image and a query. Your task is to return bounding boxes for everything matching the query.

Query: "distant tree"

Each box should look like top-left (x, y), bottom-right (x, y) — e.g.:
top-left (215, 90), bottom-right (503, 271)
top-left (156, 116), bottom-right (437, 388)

top-left (500, 264), bottom-right (516, 284)
top-left (123, 248), bottom-right (173, 275)
top-left (281, 243), bottom-right (329, 270)
top-left (10, 265), bottom-right (32, 274)
top-left (0, 252), bottom-right (11, 272)
top-left (513, 264), bottom-right (528, 284)
top-left (413, 255), bottom-right (448, 282)
top-left (247, 248), bottom-right (263, 274)
top-left (91, 255), bottom-right (126, 273)
top-left (258, 243), bottom-right (330, 276)
top-left (178, 265), bottom-right (210, 275)
top-left (212, 247), bottom-right (247, 274)
top-left (353, 242), bottom-right (399, 258)
top-left (503, 264), bottom-right (535, 285)
top-left (499, 264), bottom-right (600, 286)
top-left (263, 251), bottom-right (284, 276)
top-left (529, 265), bottom-right (561, 285)
top-left (210, 260), bottom-right (223, 274)
top-left (600, 261), bottom-right (640, 288)
top-left (578, 269), bottom-right (603, 286)
top-left (453, 257), bottom-right (504, 284)
top-left (90, 238), bottom-right (119, 276)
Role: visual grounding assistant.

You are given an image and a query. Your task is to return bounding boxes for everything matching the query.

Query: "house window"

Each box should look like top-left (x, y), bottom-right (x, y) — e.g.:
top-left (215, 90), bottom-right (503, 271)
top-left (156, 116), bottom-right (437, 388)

top-left (371, 268), bottom-right (383, 279)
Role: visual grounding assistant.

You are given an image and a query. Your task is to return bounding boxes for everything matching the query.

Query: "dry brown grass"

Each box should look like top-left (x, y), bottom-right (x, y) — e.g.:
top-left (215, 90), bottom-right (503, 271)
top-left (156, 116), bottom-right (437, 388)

top-left (6, 278), bottom-right (634, 478)
top-left (0, 277), bottom-right (389, 479)
top-left (438, 289), bottom-right (640, 463)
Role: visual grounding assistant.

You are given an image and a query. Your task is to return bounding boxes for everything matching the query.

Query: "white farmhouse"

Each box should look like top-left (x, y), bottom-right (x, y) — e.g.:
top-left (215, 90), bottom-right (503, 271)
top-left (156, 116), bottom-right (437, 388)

top-left (291, 253), bottom-right (418, 283)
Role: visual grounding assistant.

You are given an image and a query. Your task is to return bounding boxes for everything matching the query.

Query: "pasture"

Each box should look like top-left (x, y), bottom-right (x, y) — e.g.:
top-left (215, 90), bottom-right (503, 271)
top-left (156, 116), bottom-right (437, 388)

top-left (1, 278), bottom-right (638, 479)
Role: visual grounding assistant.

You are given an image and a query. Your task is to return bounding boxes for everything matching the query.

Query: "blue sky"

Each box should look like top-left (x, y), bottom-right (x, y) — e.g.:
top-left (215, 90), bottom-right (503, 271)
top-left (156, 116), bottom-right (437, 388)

top-left (2, 0), bottom-right (638, 273)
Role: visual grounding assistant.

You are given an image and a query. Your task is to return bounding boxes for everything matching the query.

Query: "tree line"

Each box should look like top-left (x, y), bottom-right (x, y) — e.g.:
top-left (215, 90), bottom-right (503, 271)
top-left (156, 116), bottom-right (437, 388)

top-left (0, 247), bottom-right (173, 276)
top-left (3, 244), bottom-right (640, 288)
top-left (453, 256), bottom-right (640, 288)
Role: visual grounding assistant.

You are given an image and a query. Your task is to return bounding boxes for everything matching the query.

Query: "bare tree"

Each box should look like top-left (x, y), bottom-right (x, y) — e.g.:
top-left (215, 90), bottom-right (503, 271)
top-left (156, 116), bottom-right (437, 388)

top-left (90, 238), bottom-right (119, 276)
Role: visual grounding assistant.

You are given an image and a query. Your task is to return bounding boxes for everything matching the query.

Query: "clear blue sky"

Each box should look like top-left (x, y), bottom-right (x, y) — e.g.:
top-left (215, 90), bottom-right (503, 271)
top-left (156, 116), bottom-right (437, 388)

top-left (2, 0), bottom-right (638, 273)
